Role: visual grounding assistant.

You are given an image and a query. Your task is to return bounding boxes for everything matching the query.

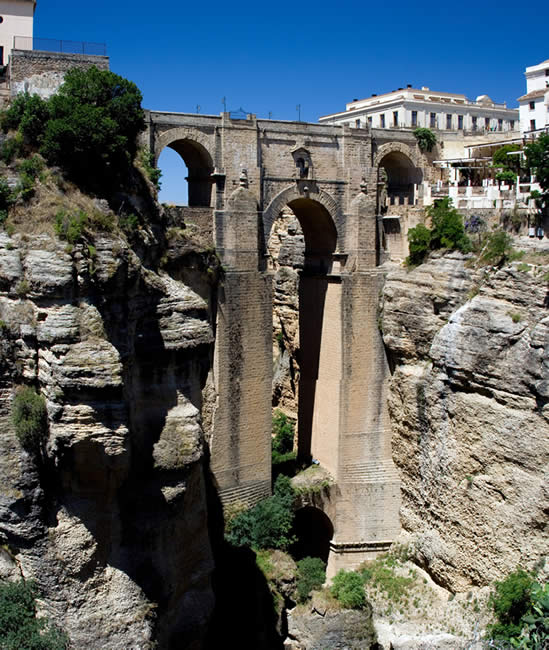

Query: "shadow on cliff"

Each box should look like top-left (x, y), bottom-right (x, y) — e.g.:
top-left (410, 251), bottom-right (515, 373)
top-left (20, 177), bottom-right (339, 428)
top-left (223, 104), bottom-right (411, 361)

top-left (204, 463), bottom-right (285, 650)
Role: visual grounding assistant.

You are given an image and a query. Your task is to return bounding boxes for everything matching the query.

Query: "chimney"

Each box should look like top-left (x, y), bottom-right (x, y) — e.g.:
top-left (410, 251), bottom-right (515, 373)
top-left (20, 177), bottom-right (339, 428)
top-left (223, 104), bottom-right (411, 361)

top-left (407, 84), bottom-right (412, 88)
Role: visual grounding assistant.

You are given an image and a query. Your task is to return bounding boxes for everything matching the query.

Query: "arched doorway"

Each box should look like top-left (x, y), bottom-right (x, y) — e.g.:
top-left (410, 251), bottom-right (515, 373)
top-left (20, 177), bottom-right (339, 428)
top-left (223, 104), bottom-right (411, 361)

top-left (158, 138), bottom-right (214, 207)
top-left (292, 506), bottom-right (334, 563)
top-left (266, 193), bottom-right (339, 476)
top-left (379, 151), bottom-right (422, 206)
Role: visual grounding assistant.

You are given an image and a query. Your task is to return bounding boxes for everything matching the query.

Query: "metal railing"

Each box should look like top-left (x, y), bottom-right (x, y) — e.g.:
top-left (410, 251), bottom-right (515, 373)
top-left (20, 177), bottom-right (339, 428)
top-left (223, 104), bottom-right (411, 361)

top-left (13, 36), bottom-right (106, 56)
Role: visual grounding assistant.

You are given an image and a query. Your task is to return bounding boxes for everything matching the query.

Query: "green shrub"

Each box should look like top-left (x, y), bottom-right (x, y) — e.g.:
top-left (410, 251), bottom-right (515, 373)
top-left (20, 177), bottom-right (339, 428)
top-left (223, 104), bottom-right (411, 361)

top-left (428, 197), bottom-right (471, 253)
top-left (495, 169), bottom-right (516, 185)
top-left (15, 279), bottom-right (30, 297)
top-left (331, 570), bottom-right (366, 609)
top-left (139, 147), bottom-right (162, 190)
top-left (272, 410), bottom-right (294, 457)
top-left (18, 155), bottom-right (44, 180)
top-left (413, 127), bottom-right (437, 153)
top-left (54, 209), bottom-right (88, 245)
top-left (481, 230), bottom-right (515, 266)
top-left (14, 172), bottom-right (35, 202)
top-left (407, 223), bottom-right (431, 265)
top-left (296, 556), bottom-right (326, 602)
top-left (0, 579), bottom-right (68, 649)
top-left (0, 134), bottom-right (22, 163)
top-left (493, 144), bottom-right (521, 170)
top-left (225, 475), bottom-right (295, 550)
top-left (119, 213), bottom-right (139, 233)
top-left (0, 177), bottom-right (14, 222)
top-left (488, 568), bottom-right (535, 642)
top-left (12, 386), bottom-right (48, 452)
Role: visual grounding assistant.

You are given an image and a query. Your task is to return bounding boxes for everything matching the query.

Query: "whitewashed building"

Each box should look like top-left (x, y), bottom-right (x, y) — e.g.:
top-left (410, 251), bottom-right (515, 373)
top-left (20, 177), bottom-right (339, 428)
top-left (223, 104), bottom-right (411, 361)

top-left (319, 85), bottom-right (519, 134)
top-left (518, 59), bottom-right (549, 134)
top-left (0, 0), bottom-right (35, 67)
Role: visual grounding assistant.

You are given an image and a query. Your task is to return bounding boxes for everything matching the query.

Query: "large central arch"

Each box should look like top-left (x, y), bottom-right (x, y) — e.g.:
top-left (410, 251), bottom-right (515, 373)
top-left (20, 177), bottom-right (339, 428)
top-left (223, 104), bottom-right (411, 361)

top-left (266, 191), bottom-right (341, 477)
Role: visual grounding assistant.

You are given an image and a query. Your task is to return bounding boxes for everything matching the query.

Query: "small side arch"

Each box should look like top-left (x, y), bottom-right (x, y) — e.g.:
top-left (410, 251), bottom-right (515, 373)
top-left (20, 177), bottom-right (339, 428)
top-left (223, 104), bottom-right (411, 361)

top-left (155, 127), bottom-right (215, 207)
top-left (292, 506), bottom-right (335, 563)
top-left (373, 140), bottom-right (423, 169)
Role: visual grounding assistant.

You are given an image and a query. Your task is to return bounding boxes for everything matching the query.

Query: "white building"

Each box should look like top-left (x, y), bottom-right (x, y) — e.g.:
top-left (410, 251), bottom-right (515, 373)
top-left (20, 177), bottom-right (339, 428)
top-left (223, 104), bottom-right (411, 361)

top-left (518, 59), bottom-right (549, 134)
top-left (319, 85), bottom-right (519, 134)
top-left (0, 0), bottom-right (35, 67)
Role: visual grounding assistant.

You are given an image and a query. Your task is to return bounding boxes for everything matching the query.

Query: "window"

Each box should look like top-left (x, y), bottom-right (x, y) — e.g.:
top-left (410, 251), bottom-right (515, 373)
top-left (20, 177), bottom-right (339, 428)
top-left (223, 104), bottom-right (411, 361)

top-left (380, 114), bottom-right (385, 128)
top-left (393, 111), bottom-right (398, 127)
top-left (530, 101), bottom-right (535, 110)
top-left (546, 69), bottom-right (549, 76)
top-left (355, 119), bottom-right (361, 128)
top-left (510, 120), bottom-right (515, 130)
top-left (531, 119), bottom-right (536, 131)
top-left (446, 114), bottom-right (452, 129)
top-left (458, 115), bottom-right (463, 130)
top-left (411, 110), bottom-right (418, 127)
top-left (430, 112), bottom-right (436, 128)
top-left (472, 116), bottom-right (477, 131)
top-left (367, 116), bottom-right (372, 126)
top-left (498, 118), bottom-right (503, 131)
top-left (485, 117), bottom-right (490, 130)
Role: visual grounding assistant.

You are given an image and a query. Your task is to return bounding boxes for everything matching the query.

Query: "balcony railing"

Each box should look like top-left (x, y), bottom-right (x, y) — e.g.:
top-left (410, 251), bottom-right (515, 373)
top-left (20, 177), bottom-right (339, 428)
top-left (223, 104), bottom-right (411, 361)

top-left (13, 36), bottom-right (106, 56)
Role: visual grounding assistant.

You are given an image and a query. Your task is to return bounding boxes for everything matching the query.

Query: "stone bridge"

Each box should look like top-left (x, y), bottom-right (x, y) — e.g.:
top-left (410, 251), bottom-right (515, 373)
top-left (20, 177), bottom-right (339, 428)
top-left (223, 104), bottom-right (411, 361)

top-left (142, 110), bottom-right (430, 576)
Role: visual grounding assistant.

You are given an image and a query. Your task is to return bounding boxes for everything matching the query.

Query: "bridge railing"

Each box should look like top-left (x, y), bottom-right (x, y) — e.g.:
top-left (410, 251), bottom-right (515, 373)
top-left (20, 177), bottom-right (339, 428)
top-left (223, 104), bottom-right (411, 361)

top-left (13, 36), bottom-right (107, 56)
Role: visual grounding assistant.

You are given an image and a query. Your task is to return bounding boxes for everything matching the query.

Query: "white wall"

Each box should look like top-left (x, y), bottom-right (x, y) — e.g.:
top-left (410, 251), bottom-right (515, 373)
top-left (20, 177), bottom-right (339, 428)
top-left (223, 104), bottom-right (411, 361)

top-left (0, 0), bottom-right (34, 65)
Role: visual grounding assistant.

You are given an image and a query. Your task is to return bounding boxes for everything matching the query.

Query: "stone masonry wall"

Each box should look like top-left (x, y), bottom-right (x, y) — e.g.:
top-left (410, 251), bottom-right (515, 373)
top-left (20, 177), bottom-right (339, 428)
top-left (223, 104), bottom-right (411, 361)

top-left (9, 50), bottom-right (110, 98)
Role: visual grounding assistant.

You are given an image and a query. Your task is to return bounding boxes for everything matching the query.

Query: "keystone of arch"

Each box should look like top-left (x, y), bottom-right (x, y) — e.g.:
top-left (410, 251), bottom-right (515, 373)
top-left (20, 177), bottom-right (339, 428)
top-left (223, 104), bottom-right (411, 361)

top-left (262, 184), bottom-right (341, 244)
top-left (154, 127), bottom-right (215, 164)
top-left (373, 141), bottom-right (423, 168)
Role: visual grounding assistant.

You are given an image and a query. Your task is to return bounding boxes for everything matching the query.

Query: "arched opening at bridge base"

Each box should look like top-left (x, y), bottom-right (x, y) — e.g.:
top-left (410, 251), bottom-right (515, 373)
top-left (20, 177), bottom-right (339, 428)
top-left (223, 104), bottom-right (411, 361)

top-left (267, 196), bottom-right (339, 477)
top-left (380, 151), bottom-right (422, 207)
top-left (159, 139), bottom-right (214, 207)
top-left (292, 506), bottom-right (334, 563)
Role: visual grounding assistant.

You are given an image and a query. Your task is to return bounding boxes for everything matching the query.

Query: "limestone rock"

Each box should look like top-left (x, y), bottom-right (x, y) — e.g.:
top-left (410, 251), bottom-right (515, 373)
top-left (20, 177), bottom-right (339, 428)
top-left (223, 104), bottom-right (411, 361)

top-left (382, 252), bottom-right (549, 590)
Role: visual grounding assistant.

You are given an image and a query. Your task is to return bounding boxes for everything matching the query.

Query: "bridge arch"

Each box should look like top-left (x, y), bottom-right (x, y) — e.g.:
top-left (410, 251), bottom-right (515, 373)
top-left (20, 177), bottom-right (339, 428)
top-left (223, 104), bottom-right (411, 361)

top-left (155, 128), bottom-right (215, 207)
top-left (263, 185), bottom-right (340, 260)
top-left (293, 506), bottom-right (334, 563)
top-left (374, 142), bottom-right (423, 206)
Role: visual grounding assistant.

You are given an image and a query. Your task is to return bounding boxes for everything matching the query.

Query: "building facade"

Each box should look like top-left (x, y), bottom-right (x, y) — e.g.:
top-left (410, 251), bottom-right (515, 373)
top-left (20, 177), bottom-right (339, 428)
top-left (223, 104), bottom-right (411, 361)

top-left (518, 59), bottom-right (549, 134)
top-left (0, 0), bottom-right (35, 67)
top-left (319, 85), bottom-right (519, 135)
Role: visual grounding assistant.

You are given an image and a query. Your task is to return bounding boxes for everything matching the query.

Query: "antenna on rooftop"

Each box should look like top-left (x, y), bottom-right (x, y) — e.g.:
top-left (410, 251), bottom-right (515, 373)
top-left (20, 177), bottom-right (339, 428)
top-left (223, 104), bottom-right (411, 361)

top-left (222, 97), bottom-right (226, 112)
top-left (196, 104), bottom-right (201, 113)
top-left (296, 104), bottom-right (301, 121)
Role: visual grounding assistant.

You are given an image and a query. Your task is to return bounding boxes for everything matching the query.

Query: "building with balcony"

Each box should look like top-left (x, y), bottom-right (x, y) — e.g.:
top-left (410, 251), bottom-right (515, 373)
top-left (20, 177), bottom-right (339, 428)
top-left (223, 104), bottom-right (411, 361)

top-left (518, 59), bottom-right (549, 135)
top-left (319, 85), bottom-right (519, 135)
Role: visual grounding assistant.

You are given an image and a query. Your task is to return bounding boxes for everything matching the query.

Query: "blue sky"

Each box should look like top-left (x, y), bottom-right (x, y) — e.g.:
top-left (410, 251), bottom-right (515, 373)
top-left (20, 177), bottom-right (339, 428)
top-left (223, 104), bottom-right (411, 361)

top-left (35, 0), bottom-right (548, 203)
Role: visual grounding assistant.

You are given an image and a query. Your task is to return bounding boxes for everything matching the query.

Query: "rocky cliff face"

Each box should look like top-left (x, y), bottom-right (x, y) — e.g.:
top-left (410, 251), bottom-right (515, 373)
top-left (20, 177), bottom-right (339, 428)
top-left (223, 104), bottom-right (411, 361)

top-left (382, 250), bottom-right (549, 591)
top-left (0, 226), bottom-right (218, 649)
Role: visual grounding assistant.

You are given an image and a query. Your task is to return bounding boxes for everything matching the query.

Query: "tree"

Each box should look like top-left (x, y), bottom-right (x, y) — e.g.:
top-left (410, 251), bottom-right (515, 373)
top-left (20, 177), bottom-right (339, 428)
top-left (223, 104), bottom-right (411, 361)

top-left (407, 223), bottom-right (431, 265)
top-left (413, 128), bottom-right (437, 153)
top-left (525, 133), bottom-right (549, 194)
top-left (492, 144), bottom-right (521, 171)
top-left (428, 197), bottom-right (471, 252)
top-left (39, 66), bottom-right (145, 189)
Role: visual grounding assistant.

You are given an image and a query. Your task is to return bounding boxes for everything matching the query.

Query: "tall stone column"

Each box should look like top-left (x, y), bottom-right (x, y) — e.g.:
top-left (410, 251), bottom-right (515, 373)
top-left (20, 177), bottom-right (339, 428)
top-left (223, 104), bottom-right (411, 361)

top-left (327, 186), bottom-right (401, 577)
top-left (210, 173), bottom-right (272, 506)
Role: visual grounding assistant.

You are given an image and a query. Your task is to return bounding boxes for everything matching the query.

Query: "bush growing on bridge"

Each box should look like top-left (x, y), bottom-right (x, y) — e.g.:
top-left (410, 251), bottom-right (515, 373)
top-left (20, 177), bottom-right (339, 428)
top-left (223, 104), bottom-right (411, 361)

top-left (225, 475), bottom-right (295, 550)
top-left (0, 579), bottom-right (68, 649)
top-left (271, 410), bottom-right (296, 466)
top-left (331, 570), bottom-right (366, 609)
top-left (413, 128), bottom-right (437, 153)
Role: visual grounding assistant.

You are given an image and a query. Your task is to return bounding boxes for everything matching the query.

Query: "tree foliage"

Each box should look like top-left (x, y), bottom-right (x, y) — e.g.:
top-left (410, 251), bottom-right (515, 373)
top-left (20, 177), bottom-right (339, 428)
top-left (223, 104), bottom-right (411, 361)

top-left (331, 570), bottom-right (366, 609)
top-left (525, 133), bottom-right (549, 194)
top-left (225, 475), bottom-right (295, 550)
top-left (0, 579), bottom-right (68, 649)
top-left (1, 67), bottom-right (145, 193)
top-left (486, 568), bottom-right (547, 646)
top-left (493, 144), bottom-right (521, 171)
top-left (413, 128), bottom-right (437, 153)
top-left (296, 557), bottom-right (326, 603)
top-left (12, 386), bottom-right (48, 453)
top-left (406, 198), bottom-right (470, 265)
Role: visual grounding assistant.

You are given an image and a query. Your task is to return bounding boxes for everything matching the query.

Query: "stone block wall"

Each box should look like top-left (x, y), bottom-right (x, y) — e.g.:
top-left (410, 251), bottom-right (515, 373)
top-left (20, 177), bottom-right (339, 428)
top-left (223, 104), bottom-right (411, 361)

top-left (9, 50), bottom-right (109, 98)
